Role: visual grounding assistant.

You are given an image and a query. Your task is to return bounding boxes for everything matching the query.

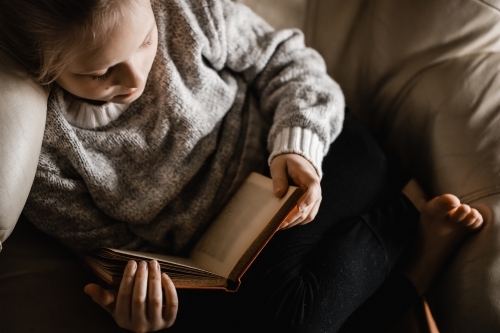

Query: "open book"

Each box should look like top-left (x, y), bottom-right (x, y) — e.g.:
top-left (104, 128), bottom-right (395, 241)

top-left (84, 172), bottom-right (303, 292)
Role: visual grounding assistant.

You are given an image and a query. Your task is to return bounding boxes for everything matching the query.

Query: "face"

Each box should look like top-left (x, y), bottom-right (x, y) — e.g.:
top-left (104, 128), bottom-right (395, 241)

top-left (56, 0), bottom-right (158, 104)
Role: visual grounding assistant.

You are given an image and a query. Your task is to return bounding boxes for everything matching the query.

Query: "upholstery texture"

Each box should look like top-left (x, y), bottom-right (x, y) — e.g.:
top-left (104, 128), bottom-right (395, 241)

top-left (240, 0), bottom-right (500, 331)
top-left (305, 2), bottom-right (500, 332)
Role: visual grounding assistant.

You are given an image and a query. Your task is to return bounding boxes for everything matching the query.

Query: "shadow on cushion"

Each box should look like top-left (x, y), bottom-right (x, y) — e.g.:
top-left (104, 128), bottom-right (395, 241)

top-left (0, 215), bottom-right (123, 333)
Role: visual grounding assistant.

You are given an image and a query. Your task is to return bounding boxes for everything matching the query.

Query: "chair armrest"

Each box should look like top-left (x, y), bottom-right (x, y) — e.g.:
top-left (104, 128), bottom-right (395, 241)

top-left (0, 50), bottom-right (47, 243)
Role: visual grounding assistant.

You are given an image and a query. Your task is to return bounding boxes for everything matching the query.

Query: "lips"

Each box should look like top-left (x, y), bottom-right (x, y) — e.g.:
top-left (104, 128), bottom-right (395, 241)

top-left (116, 90), bottom-right (138, 98)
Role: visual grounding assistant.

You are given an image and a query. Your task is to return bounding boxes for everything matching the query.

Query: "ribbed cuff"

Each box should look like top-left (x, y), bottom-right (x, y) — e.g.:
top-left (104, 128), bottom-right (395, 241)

top-left (268, 127), bottom-right (325, 178)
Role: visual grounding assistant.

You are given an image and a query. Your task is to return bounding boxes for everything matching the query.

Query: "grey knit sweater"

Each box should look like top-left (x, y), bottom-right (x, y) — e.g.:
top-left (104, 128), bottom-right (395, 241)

top-left (23, 0), bottom-right (344, 255)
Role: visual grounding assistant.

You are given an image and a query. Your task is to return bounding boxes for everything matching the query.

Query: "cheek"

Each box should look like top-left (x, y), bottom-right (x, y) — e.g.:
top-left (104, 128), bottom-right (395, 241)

top-left (56, 74), bottom-right (108, 99)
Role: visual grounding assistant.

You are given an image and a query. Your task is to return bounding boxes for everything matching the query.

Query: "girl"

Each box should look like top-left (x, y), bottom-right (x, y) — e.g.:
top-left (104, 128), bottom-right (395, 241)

top-left (0, 0), bottom-right (483, 332)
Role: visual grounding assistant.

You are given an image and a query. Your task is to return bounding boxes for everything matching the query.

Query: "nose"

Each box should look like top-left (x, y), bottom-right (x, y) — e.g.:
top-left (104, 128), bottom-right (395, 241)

top-left (116, 61), bottom-right (145, 89)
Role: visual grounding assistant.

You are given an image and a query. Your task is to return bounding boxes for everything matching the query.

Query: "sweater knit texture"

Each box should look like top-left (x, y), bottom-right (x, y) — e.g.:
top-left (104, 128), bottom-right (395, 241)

top-left (23, 0), bottom-right (345, 255)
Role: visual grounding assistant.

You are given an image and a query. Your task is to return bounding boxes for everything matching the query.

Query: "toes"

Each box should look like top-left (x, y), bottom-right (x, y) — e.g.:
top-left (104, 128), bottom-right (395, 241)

top-left (449, 204), bottom-right (471, 223)
top-left (422, 195), bottom-right (484, 234)
top-left (461, 208), bottom-right (484, 230)
top-left (448, 204), bottom-right (471, 223)
top-left (426, 194), bottom-right (460, 218)
top-left (449, 206), bottom-right (485, 231)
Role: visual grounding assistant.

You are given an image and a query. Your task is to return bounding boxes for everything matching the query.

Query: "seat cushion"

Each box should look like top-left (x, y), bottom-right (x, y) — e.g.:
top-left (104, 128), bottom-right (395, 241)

top-left (0, 215), bottom-right (121, 332)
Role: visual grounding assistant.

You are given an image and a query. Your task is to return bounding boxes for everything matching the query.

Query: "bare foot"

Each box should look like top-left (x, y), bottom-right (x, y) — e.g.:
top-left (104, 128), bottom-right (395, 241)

top-left (402, 181), bottom-right (484, 295)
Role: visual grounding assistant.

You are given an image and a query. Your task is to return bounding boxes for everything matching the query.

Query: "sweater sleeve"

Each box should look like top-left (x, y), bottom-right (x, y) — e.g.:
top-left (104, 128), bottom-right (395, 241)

top-left (194, 0), bottom-right (345, 177)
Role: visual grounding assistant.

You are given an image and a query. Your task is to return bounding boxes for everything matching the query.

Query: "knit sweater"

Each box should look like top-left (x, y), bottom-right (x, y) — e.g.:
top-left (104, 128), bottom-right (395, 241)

top-left (23, 0), bottom-right (345, 255)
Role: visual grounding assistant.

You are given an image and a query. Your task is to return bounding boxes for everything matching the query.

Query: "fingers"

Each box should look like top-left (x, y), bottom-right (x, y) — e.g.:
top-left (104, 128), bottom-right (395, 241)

top-left (115, 260), bottom-right (137, 323)
top-left (147, 261), bottom-right (163, 329)
top-left (148, 261), bottom-right (178, 330)
top-left (131, 261), bottom-right (149, 325)
top-left (272, 154), bottom-right (322, 229)
top-left (270, 156), bottom-right (289, 198)
top-left (298, 199), bottom-right (321, 226)
top-left (281, 193), bottom-right (321, 228)
top-left (113, 260), bottom-right (177, 332)
top-left (293, 172), bottom-right (321, 226)
top-left (84, 283), bottom-right (117, 314)
top-left (282, 197), bottom-right (322, 229)
top-left (281, 206), bottom-right (299, 229)
top-left (144, 262), bottom-right (178, 330)
top-left (162, 272), bottom-right (179, 328)
top-left (286, 154), bottom-right (321, 209)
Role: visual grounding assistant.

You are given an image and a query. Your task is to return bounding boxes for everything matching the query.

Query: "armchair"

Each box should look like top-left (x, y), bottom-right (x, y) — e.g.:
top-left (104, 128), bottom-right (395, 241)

top-left (2, 0), bottom-right (500, 331)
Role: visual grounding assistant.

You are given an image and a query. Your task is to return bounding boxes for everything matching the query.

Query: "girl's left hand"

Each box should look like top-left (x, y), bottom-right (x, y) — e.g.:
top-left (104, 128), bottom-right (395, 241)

top-left (270, 153), bottom-right (322, 229)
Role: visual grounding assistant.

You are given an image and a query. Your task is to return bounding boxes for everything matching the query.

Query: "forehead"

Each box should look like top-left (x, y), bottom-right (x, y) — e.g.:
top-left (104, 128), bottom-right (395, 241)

top-left (67, 0), bottom-right (155, 73)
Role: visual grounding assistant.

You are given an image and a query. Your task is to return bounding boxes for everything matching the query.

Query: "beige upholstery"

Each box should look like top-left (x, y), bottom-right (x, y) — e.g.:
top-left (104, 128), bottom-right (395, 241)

top-left (238, 0), bottom-right (500, 331)
top-left (2, 0), bottom-right (500, 331)
top-left (310, 2), bottom-right (500, 332)
top-left (0, 51), bottom-right (46, 242)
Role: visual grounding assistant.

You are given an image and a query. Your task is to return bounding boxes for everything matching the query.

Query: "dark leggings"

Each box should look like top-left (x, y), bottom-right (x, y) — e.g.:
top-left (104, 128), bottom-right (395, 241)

top-left (168, 110), bottom-right (420, 333)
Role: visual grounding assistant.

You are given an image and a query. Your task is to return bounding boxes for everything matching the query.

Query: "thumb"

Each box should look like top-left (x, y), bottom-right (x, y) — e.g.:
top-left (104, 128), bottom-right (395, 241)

top-left (270, 156), bottom-right (289, 198)
top-left (84, 283), bottom-right (116, 313)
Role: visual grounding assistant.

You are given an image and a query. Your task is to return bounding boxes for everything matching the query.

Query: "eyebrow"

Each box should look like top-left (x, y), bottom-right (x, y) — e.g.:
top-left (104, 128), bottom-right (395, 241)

top-left (75, 24), bottom-right (156, 75)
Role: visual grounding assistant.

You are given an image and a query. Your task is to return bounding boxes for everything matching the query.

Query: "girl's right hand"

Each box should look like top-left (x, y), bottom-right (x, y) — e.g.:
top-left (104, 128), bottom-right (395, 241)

top-left (84, 260), bottom-right (178, 332)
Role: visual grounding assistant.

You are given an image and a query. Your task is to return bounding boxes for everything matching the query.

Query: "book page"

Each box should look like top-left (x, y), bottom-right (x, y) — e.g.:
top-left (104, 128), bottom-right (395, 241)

top-left (84, 250), bottom-right (229, 289)
top-left (189, 173), bottom-right (297, 278)
top-left (97, 248), bottom-right (216, 275)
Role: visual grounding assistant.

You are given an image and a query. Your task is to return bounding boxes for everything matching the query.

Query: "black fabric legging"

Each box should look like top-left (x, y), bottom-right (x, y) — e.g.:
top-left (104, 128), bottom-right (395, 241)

top-left (167, 110), bottom-right (420, 333)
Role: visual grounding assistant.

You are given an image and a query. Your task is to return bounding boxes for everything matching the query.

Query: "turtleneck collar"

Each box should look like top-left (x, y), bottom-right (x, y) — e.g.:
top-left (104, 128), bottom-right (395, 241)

top-left (59, 89), bottom-right (130, 129)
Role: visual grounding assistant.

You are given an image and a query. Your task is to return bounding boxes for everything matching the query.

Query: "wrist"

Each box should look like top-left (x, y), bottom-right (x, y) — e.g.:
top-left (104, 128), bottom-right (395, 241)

top-left (268, 127), bottom-right (325, 178)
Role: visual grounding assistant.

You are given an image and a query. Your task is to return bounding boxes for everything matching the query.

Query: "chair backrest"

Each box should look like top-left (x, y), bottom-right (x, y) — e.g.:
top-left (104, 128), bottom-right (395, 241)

top-left (235, 0), bottom-right (307, 31)
top-left (239, 0), bottom-right (500, 199)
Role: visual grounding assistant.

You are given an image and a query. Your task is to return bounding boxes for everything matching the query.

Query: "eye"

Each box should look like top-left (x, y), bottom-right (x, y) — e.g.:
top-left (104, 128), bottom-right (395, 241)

top-left (90, 69), bottom-right (111, 81)
top-left (141, 33), bottom-right (153, 48)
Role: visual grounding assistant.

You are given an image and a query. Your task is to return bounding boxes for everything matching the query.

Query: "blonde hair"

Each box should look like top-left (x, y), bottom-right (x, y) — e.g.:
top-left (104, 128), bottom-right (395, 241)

top-left (0, 0), bottom-right (139, 85)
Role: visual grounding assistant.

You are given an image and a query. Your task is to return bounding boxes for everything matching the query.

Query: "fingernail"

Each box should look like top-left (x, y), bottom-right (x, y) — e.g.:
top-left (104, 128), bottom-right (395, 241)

top-left (281, 222), bottom-right (289, 229)
top-left (139, 261), bottom-right (147, 269)
top-left (128, 260), bottom-right (137, 268)
top-left (275, 186), bottom-right (282, 194)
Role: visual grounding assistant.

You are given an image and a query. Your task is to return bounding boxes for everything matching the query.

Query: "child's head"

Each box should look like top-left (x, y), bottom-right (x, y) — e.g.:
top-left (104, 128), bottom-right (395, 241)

top-left (0, 0), bottom-right (158, 104)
